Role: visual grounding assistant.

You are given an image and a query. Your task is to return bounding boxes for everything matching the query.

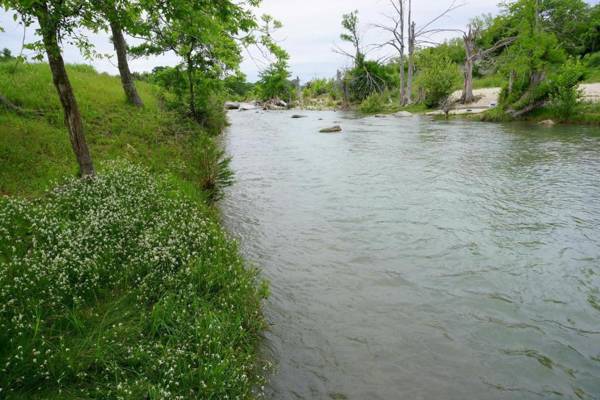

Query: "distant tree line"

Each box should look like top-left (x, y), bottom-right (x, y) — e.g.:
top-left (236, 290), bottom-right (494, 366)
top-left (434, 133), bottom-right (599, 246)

top-left (314, 0), bottom-right (600, 118)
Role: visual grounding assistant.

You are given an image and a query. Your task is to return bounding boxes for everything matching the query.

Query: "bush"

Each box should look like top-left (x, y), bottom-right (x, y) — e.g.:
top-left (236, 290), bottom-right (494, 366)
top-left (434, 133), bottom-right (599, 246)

top-left (0, 161), bottom-right (267, 399)
top-left (584, 51), bottom-right (600, 68)
top-left (416, 53), bottom-right (461, 108)
top-left (347, 60), bottom-right (397, 101)
top-left (359, 91), bottom-right (389, 114)
top-left (193, 136), bottom-right (234, 203)
top-left (548, 60), bottom-right (586, 120)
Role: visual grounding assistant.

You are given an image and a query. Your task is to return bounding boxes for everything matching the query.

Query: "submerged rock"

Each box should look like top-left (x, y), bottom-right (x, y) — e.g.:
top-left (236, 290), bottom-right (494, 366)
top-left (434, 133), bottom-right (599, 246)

top-left (291, 114), bottom-right (308, 119)
top-left (538, 119), bottom-right (556, 127)
top-left (320, 125), bottom-right (342, 133)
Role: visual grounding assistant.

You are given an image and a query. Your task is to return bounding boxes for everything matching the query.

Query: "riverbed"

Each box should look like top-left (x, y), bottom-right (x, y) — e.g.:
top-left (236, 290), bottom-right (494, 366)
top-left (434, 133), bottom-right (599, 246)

top-left (221, 110), bottom-right (600, 400)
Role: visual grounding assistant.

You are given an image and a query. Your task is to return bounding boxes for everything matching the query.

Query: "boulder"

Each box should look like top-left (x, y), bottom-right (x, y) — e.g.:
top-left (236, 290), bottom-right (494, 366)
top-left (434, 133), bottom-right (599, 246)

top-left (225, 101), bottom-right (240, 110)
top-left (320, 125), bottom-right (342, 133)
top-left (238, 102), bottom-right (257, 111)
top-left (393, 111), bottom-right (413, 117)
top-left (538, 119), bottom-right (556, 127)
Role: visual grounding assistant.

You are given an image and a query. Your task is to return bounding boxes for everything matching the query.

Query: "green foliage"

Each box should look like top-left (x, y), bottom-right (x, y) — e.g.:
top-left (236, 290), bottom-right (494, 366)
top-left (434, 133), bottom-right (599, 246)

top-left (0, 48), bottom-right (13, 61)
top-left (254, 16), bottom-right (295, 102)
top-left (303, 78), bottom-right (336, 98)
top-left (547, 59), bottom-right (586, 120)
top-left (415, 53), bottom-right (461, 108)
top-left (584, 52), bottom-right (600, 69)
top-left (359, 91), bottom-right (390, 114)
top-left (194, 136), bottom-right (235, 203)
top-left (0, 62), bottom-right (225, 199)
top-left (257, 59), bottom-right (294, 101)
top-left (224, 72), bottom-right (255, 100)
top-left (347, 60), bottom-right (397, 102)
top-left (147, 66), bottom-right (229, 135)
top-left (0, 161), bottom-right (267, 399)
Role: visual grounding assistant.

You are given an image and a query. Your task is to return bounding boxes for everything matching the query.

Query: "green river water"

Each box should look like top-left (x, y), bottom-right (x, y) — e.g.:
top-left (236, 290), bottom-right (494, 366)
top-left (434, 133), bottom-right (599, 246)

top-left (222, 111), bottom-right (600, 400)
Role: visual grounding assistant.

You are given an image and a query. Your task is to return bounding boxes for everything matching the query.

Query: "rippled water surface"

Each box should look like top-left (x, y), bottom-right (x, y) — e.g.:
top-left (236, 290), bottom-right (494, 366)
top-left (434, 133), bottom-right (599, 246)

top-left (221, 111), bottom-right (600, 400)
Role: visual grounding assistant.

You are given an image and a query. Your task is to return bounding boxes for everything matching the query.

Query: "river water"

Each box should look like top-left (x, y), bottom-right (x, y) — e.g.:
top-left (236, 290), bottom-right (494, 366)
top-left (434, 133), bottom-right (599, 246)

top-left (221, 110), bottom-right (600, 400)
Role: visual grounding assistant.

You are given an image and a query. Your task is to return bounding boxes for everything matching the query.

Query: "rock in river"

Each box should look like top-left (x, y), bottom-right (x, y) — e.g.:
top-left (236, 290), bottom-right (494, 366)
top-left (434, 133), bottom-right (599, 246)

top-left (538, 119), bottom-right (556, 127)
top-left (292, 114), bottom-right (308, 119)
top-left (320, 125), bottom-right (342, 133)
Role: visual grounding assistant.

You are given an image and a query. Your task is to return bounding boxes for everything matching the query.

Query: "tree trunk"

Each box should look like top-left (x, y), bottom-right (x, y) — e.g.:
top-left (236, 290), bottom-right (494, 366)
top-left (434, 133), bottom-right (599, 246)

top-left (406, 21), bottom-right (416, 105)
top-left (461, 58), bottom-right (474, 103)
top-left (399, 55), bottom-right (406, 107)
top-left (186, 56), bottom-right (197, 121)
top-left (37, 6), bottom-right (95, 177)
top-left (461, 28), bottom-right (476, 104)
top-left (110, 18), bottom-right (143, 107)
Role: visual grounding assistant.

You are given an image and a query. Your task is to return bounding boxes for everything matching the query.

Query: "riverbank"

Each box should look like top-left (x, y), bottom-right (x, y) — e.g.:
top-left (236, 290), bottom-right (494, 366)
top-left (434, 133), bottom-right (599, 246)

top-left (0, 63), bottom-right (267, 398)
top-left (425, 85), bottom-right (600, 125)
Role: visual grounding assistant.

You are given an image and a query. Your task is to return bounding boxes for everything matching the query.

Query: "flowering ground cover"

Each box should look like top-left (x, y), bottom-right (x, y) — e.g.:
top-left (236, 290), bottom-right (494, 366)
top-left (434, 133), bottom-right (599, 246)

top-left (0, 162), bottom-right (268, 399)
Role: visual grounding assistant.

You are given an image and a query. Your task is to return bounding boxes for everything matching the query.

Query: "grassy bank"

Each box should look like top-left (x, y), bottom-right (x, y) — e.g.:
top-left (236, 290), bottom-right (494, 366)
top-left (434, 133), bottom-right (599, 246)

top-left (0, 62), bottom-right (223, 199)
top-left (0, 63), bottom-right (267, 399)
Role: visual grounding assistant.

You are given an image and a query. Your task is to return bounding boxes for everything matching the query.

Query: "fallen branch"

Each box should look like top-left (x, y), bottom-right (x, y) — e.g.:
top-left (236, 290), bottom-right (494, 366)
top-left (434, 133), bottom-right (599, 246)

top-left (507, 101), bottom-right (546, 118)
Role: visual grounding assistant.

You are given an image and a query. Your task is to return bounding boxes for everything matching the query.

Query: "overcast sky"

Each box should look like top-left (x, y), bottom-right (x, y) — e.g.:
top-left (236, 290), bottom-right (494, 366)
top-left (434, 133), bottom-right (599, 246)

top-left (1, 0), bottom-right (598, 83)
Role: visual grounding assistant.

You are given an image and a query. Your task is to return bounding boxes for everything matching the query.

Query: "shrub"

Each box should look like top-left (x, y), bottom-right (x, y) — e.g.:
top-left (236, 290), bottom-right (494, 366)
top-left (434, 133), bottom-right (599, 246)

top-left (194, 136), bottom-right (235, 203)
top-left (416, 53), bottom-right (461, 108)
top-left (548, 59), bottom-right (586, 120)
top-left (347, 60), bottom-right (397, 101)
top-left (0, 161), bottom-right (267, 399)
top-left (359, 91), bottom-right (389, 114)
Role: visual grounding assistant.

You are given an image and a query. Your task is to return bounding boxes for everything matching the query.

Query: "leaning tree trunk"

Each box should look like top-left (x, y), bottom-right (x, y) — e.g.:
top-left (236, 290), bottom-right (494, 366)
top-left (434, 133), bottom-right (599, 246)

top-left (37, 6), bottom-right (95, 177)
top-left (110, 18), bottom-right (143, 107)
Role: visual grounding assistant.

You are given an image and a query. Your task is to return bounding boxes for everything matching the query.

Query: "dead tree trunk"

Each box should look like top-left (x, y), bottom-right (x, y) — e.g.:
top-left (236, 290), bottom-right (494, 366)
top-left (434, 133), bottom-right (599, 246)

top-left (110, 18), bottom-right (143, 107)
top-left (461, 26), bottom-right (476, 103)
top-left (37, 5), bottom-right (95, 177)
top-left (406, 21), bottom-right (415, 105)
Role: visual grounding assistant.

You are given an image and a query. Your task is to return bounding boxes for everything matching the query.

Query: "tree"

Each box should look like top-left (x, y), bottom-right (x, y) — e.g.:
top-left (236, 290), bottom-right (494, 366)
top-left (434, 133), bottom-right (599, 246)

top-left (1, 1), bottom-right (95, 176)
top-left (375, 0), bottom-right (408, 106)
top-left (460, 19), bottom-right (515, 103)
top-left (0, 48), bottom-right (13, 61)
top-left (336, 10), bottom-right (364, 67)
top-left (89, 0), bottom-right (144, 107)
top-left (415, 51), bottom-right (460, 107)
top-left (254, 14), bottom-right (293, 102)
top-left (497, 0), bottom-right (567, 116)
top-left (404, 0), bottom-right (463, 104)
top-left (134, 0), bottom-right (259, 122)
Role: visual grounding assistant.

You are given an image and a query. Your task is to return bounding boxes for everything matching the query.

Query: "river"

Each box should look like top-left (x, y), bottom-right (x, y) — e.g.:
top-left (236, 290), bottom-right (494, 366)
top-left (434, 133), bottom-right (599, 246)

top-left (221, 110), bottom-right (600, 400)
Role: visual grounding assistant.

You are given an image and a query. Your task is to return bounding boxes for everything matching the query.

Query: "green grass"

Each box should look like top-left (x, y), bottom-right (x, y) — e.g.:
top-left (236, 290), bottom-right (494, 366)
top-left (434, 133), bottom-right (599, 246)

top-left (0, 62), bottom-right (210, 198)
top-left (476, 101), bottom-right (600, 125)
top-left (0, 163), bottom-right (268, 399)
top-left (0, 63), bottom-right (268, 399)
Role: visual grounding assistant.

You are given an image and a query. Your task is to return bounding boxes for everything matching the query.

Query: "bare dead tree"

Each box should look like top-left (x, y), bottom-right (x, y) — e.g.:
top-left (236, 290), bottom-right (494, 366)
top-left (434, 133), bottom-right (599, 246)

top-left (405, 0), bottom-right (464, 104)
top-left (374, 0), bottom-right (407, 106)
top-left (460, 23), bottom-right (515, 103)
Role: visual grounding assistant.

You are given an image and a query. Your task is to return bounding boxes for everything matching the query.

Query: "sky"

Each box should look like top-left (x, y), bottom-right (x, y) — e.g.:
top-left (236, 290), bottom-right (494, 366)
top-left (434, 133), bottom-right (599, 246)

top-left (1, 0), bottom-right (598, 83)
